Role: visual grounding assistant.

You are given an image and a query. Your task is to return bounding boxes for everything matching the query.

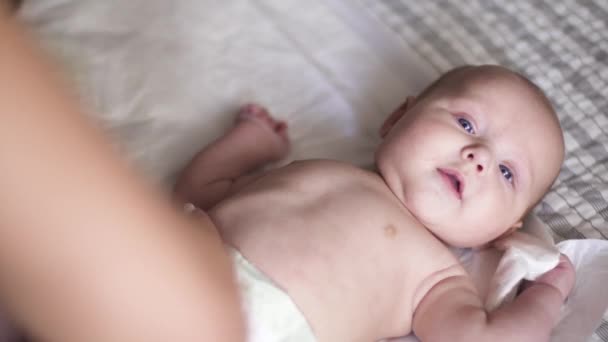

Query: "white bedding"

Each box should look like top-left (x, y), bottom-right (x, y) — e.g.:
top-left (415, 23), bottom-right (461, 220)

top-left (19, 0), bottom-right (608, 340)
top-left (22, 0), bottom-right (433, 184)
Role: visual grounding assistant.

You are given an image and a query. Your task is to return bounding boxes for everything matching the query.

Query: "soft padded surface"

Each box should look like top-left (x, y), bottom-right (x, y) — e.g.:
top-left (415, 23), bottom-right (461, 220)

top-left (21, 0), bottom-right (433, 185)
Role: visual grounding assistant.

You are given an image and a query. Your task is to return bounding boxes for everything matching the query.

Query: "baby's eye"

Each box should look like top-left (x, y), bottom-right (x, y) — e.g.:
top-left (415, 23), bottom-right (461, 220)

top-left (499, 164), bottom-right (514, 184)
top-left (458, 118), bottom-right (475, 134)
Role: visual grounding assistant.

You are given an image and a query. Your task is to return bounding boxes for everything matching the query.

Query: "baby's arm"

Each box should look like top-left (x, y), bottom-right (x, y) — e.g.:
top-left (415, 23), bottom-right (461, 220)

top-left (175, 104), bottom-right (289, 209)
top-left (413, 255), bottom-right (574, 342)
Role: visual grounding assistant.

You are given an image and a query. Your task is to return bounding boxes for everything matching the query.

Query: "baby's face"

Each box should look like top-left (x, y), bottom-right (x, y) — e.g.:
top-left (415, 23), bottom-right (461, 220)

top-left (376, 68), bottom-right (564, 248)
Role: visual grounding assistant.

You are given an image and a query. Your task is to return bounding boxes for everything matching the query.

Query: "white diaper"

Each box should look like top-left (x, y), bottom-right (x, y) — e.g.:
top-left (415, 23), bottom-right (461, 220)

top-left (229, 248), bottom-right (316, 342)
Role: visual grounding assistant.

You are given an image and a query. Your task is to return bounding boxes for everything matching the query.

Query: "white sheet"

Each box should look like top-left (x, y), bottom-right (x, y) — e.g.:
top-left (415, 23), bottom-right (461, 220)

top-left (21, 0), bottom-right (434, 184)
top-left (20, 0), bottom-right (608, 340)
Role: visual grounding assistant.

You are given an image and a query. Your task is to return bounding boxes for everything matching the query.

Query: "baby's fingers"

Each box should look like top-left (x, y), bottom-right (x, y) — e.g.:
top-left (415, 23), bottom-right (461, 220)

top-left (532, 254), bottom-right (575, 301)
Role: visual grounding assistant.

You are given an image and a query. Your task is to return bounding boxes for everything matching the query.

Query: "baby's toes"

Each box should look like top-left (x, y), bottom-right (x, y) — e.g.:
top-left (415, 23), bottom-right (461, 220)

top-left (237, 103), bottom-right (270, 123)
top-left (275, 121), bottom-right (288, 139)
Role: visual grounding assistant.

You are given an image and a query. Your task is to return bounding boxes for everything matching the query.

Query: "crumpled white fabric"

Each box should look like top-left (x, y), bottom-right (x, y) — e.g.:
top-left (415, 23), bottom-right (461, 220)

top-left (466, 214), bottom-right (608, 342)
top-left (483, 215), bottom-right (561, 312)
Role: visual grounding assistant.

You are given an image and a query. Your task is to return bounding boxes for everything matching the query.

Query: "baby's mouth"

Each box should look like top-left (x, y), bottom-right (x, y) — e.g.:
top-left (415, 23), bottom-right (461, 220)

top-left (437, 168), bottom-right (464, 200)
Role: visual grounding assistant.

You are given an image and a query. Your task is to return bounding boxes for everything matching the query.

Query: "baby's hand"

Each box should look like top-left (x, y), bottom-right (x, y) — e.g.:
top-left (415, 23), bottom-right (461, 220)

top-left (527, 254), bottom-right (575, 301)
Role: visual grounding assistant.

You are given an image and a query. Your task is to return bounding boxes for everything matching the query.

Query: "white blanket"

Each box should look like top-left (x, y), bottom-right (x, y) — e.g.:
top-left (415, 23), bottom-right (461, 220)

top-left (20, 0), bottom-right (608, 340)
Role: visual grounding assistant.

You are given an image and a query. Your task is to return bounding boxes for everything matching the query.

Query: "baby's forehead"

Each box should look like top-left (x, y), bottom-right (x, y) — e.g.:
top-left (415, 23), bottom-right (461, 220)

top-left (443, 69), bottom-right (555, 122)
top-left (445, 67), bottom-right (538, 96)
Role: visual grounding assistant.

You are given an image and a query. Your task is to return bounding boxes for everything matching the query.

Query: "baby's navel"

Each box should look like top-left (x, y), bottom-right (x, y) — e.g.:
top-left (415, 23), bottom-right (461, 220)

top-left (384, 224), bottom-right (397, 238)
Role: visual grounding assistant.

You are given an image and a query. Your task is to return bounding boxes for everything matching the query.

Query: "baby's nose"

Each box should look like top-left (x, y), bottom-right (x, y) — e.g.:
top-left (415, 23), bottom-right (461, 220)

top-left (462, 145), bottom-right (491, 173)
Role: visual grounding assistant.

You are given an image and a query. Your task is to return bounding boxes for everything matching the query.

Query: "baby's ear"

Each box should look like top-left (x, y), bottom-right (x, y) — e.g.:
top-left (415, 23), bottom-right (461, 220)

top-left (379, 96), bottom-right (417, 138)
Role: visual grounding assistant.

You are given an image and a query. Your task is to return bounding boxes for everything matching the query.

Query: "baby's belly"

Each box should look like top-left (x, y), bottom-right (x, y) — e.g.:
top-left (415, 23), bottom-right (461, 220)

top-left (208, 167), bottom-right (439, 340)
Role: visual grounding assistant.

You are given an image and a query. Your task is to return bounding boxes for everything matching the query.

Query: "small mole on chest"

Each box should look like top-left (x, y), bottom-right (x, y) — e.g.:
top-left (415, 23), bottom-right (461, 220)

top-left (384, 224), bottom-right (397, 238)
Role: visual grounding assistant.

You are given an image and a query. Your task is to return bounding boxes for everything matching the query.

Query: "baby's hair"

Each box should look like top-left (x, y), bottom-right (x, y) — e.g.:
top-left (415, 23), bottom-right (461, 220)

top-left (418, 65), bottom-right (555, 112)
top-left (415, 66), bottom-right (473, 101)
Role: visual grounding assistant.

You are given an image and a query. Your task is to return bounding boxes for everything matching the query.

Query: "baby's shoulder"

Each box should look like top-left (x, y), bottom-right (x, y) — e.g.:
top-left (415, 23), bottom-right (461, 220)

top-left (410, 243), bottom-right (468, 313)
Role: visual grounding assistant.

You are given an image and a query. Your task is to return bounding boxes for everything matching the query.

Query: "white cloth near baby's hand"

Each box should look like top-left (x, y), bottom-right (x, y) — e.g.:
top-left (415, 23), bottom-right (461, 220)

top-left (484, 230), bottom-right (560, 311)
top-left (391, 215), bottom-right (608, 342)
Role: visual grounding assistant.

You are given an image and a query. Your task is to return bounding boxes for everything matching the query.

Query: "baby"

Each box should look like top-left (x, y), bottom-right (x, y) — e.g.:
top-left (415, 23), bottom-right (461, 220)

top-left (175, 65), bottom-right (575, 342)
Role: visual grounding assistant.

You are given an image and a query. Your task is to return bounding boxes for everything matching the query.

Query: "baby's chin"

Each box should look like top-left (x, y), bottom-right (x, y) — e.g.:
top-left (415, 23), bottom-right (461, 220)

top-left (426, 224), bottom-right (498, 249)
top-left (437, 235), bottom-right (486, 249)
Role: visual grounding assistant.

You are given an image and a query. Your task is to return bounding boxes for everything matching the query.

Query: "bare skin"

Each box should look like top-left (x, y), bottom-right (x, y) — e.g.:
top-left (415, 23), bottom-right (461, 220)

top-left (0, 6), bottom-right (243, 342)
top-left (176, 67), bottom-right (575, 342)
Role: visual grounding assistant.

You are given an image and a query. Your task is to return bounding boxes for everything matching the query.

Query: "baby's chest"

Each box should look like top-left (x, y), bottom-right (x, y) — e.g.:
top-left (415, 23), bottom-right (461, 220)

top-left (289, 195), bottom-right (439, 284)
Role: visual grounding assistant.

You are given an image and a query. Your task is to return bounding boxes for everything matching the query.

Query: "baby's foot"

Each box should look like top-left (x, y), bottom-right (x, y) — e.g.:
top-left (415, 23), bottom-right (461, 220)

top-left (233, 103), bottom-right (290, 162)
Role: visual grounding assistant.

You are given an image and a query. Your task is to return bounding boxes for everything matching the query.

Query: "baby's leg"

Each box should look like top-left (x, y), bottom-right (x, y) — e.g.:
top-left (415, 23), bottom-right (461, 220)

top-left (175, 104), bottom-right (289, 210)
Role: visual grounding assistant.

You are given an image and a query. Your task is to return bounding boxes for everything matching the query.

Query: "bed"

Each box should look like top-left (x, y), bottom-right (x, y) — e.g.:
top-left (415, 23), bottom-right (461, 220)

top-left (18, 0), bottom-right (608, 340)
